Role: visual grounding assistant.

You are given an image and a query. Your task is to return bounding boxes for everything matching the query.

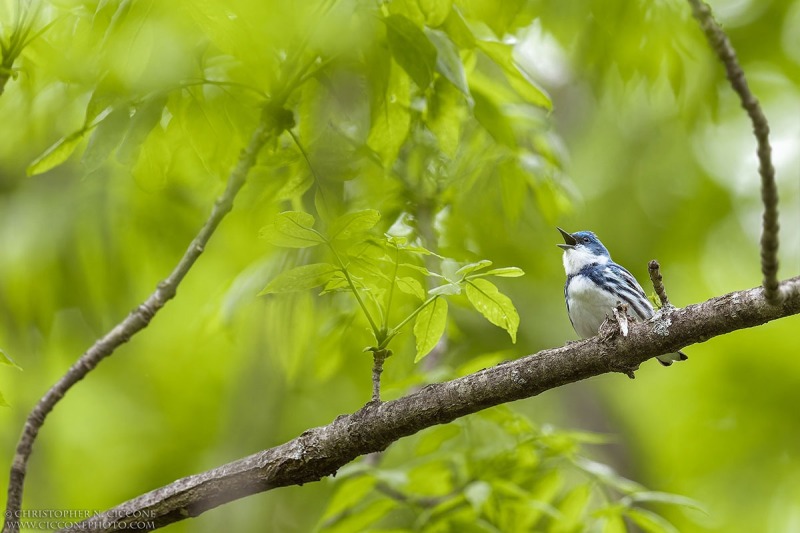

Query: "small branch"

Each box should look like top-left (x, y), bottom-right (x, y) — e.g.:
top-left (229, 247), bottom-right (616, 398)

top-left (390, 296), bottom-right (438, 336)
top-left (688, 0), bottom-right (782, 304)
top-left (371, 349), bottom-right (390, 403)
top-left (59, 276), bottom-right (800, 533)
top-left (329, 244), bottom-right (381, 336)
top-left (648, 260), bottom-right (670, 308)
top-left (383, 246), bottom-right (400, 331)
top-left (2, 118), bottom-right (280, 533)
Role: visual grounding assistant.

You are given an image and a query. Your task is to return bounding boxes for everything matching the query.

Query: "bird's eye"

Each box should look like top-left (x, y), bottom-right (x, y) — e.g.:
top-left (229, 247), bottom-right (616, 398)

top-left (583, 237), bottom-right (589, 243)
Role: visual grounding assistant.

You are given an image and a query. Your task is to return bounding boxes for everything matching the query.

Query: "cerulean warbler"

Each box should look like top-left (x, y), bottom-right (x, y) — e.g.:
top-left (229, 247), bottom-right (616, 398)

top-left (557, 227), bottom-right (687, 366)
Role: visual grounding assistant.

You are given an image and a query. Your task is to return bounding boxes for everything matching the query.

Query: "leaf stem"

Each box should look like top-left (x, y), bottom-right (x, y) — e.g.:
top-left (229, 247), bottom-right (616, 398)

top-left (371, 348), bottom-right (390, 403)
top-left (383, 245), bottom-right (400, 330)
top-left (288, 128), bottom-right (331, 219)
top-left (328, 243), bottom-right (381, 337)
top-left (383, 295), bottom-right (438, 348)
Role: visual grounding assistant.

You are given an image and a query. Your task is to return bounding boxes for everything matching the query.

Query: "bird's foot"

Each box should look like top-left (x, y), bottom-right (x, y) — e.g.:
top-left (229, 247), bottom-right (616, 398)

top-left (599, 303), bottom-right (632, 341)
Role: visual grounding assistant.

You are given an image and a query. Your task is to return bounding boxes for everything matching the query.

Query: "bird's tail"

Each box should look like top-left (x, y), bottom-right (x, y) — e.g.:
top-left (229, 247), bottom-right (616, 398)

top-left (657, 350), bottom-right (688, 367)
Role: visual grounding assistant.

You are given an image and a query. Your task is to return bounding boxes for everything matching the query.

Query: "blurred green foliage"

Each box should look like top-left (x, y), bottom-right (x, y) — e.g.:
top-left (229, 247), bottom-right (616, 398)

top-left (0, 0), bottom-right (798, 532)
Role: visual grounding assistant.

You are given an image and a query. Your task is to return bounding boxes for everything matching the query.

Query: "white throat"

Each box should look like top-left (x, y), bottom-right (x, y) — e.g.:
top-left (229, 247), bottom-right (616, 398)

top-left (562, 248), bottom-right (608, 276)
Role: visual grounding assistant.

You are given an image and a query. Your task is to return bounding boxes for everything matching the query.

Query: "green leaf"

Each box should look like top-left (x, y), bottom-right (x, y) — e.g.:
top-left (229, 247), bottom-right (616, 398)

top-left (0, 389), bottom-right (7, 407)
top-left (416, 424), bottom-right (461, 455)
top-left (426, 29), bottom-right (470, 97)
top-left (259, 212), bottom-right (326, 248)
top-left (480, 267), bottom-right (525, 278)
top-left (465, 278), bottom-right (519, 342)
top-left (530, 470), bottom-right (564, 506)
top-left (428, 79), bottom-right (464, 157)
top-left (464, 481), bottom-right (492, 513)
top-left (320, 476), bottom-right (377, 523)
top-left (441, 8), bottom-right (475, 49)
top-left (625, 508), bottom-right (680, 533)
top-left (399, 262), bottom-right (434, 276)
top-left (384, 14), bottom-right (437, 89)
top-left (314, 186), bottom-right (338, 225)
top-left (84, 85), bottom-right (122, 128)
top-left (319, 272), bottom-right (350, 295)
top-left (349, 240), bottom-right (388, 261)
top-left (414, 297), bottom-right (448, 362)
top-left (469, 69), bottom-right (519, 108)
top-left (397, 243), bottom-right (443, 258)
top-left (471, 88), bottom-right (516, 148)
top-left (0, 349), bottom-right (21, 370)
top-left (329, 210), bottom-right (381, 240)
top-left (625, 491), bottom-right (708, 514)
top-left (117, 95), bottom-right (167, 165)
top-left (396, 277), bottom-right (425, 300)
top-left (27, 130), bottom-right (88, 176)
top-left (367, 60), bottom-right (411, 166)
top-left (323, 499), bottom-right (394, 533)
top-left (418, 0), bottom-right (452, 27)
top-left (456, 0), bottom-right (528, 37)
top-left (259, 263), bottom-right (340, 295)
top-left (429, 283), bottom-right (461, 296)
top-left (476, 40), bottom-right (552, 110)
top-left (456, 259), bottom-right (492, 277)
top-left (573, 457), bottom-right (644, 493)
top-left (82, 106), bottom-right (132, 172)
top-left (599, 512), bottom-right (628, 533)
top-left (386, 0), bottom-right (425, 26)
top-left (550, 484), bottom-right (590, 532)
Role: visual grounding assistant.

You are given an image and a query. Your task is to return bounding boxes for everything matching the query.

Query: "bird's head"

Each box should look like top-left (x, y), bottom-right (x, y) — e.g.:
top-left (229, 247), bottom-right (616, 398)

top-left (557, 228), bottom-right (611, 275)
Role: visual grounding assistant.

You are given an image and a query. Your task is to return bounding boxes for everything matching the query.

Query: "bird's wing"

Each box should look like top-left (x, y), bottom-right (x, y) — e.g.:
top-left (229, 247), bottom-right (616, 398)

top-left (603, 263), bottom-right (654, 320)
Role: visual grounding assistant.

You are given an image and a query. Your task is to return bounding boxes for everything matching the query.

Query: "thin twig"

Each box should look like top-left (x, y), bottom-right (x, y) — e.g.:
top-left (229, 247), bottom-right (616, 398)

top-left (648, 260), bottom-right (670, 308)
top-left (2, 117), bottom-right (279, 533)
top-left (371, 349), bottom-right (390, 403)
top-left (688, 0), bottom-right (781, 304)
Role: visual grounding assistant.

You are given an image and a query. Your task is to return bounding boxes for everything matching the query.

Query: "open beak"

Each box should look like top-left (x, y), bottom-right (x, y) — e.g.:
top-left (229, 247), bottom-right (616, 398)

top-left (556, 227), bottom-right (577, 250)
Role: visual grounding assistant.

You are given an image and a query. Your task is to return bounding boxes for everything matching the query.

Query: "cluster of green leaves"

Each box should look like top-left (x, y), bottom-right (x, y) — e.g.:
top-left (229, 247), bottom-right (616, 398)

top-left (18, 0), bottom-right (572, 234)
top-left (372, 0), bottom-right (553, 154)
top-left (317, 405), bottom-right (704, 532)
top-left (20, 0), bottom-right (325, 184)
top-left (0, 1), bottom-right (43, 86)
top-left (252, 0), bottom-right (572, 376)
top-left (286, 0), bottom-right (571, 246)
top-left (259, 210), bottom-right (524, 363)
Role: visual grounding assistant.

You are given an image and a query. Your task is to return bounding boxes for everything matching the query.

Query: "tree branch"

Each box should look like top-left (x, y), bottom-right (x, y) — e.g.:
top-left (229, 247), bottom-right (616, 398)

top-left (2, 118), bottom-right (279, 533)
top-left (648, 260), bottom-right (670, 308)
top-left (371, 349), bottom-right (389, 403)
top-left (688, 0), bottom-right (782, 304)
top-left (59, 277), bottom-right (800, 533)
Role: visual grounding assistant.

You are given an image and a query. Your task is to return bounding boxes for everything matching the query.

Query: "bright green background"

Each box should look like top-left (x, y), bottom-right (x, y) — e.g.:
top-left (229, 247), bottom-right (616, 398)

top-left (1, 0), bottom-right (799, 531)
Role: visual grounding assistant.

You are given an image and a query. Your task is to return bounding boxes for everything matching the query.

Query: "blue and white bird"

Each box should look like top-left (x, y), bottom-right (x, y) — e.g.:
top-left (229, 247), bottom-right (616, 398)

top-left (557, 227), bottom-right (687, 366)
